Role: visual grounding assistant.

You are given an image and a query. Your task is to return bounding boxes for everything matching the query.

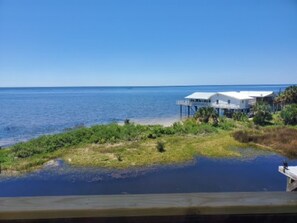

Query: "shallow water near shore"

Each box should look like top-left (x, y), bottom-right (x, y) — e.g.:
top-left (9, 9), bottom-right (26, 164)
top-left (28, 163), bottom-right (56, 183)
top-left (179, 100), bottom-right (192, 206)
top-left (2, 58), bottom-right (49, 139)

top-left (1, 151), bottom-right (296, 197)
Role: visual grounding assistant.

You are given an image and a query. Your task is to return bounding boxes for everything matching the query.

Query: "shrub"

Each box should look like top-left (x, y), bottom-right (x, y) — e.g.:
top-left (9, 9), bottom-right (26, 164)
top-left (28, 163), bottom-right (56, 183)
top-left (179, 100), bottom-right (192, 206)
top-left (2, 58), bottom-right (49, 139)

top-left (116, 154), bottom-right (123, 161)
top-left (194, 107), bottom-right (218, 125)
top-left (272, 112), bottom-right (284, 125)
top-left (218, 117), bottom-right (236, 130)
top-left (156, 141), bottom-right (166, 153)
top-left (275, 85), bottom-right (297, 105)
top-left (124, 119), bottom-right (130, 125)
top-left (232, 112), bottom-right (248, 122)
top-left (147, 132), bottom-right (157, 139)
top-left (281, 104), bottom-right (297, 125)
top-left (252, 102), bottom-right (272, 125)
top-left (232, 130), bottom-right (261, 143)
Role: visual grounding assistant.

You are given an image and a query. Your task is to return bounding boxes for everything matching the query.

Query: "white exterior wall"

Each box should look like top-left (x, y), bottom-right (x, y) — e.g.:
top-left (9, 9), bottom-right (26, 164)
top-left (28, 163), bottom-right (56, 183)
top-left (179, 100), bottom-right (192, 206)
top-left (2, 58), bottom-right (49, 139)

top-left (209, 94), bottom-right (249, 110)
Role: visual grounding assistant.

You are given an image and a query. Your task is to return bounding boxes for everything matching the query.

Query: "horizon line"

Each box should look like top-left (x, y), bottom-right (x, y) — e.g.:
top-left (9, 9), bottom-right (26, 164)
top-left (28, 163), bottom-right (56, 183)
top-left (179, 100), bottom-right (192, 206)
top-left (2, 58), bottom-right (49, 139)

top-left (0, 83), bottom-right (295, 88)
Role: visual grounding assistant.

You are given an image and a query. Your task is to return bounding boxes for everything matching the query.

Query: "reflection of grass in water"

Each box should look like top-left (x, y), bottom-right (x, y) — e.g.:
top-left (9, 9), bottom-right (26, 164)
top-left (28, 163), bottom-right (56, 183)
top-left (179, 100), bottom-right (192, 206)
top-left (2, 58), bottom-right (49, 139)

top-left (229, 147), bottom-right (274, 160)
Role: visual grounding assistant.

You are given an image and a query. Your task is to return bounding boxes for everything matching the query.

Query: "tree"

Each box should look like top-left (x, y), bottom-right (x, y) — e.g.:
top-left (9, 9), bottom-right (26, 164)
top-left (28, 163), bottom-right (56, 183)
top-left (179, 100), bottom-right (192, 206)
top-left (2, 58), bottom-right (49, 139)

top-left (275, 85), bottom-right (297, 105)
top-left (232, 111), bottom-right (248, 122)
top-left (252, 102), bottom-right (272, 125)
top-left (194, 107), bottom-right (218, 126)
top-left (281, 104), bottom-right (297, 125)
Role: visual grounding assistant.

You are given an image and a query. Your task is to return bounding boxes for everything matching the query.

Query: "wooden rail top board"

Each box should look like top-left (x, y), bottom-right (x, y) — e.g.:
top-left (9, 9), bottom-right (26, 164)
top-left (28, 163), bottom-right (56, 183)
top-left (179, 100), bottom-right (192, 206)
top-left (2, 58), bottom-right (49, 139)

top-left (278, 166), bottom-right (297, 180)
top-left (0, 192), bottom-right (297, 222)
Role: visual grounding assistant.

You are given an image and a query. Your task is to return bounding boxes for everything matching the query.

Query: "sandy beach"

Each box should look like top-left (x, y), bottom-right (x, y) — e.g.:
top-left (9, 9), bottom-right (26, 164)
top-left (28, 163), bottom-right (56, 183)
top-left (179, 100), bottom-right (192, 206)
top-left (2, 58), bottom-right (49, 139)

top-left (129, 116), bottom-right (180, 127)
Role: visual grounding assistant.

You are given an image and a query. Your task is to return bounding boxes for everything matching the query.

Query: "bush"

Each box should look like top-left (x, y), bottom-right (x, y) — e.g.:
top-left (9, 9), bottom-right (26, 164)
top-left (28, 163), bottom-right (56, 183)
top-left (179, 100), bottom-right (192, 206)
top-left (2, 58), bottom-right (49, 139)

top-left (252, 102), bottom-right (272, 125)
top-left (194, 107), bottom-right (218, 125)
top-left (276, 85), bottom-right (297, 105)
top-left (124, 119), bottom-right (130, 125)
top-left (156, 141), bottom-right (166, 153)
top-left (232, 112), bottom-right (248, 122)
top-left (253, 113), bottom-right (272, 126)
top-left (232, 130), bottom-right (261, 143)
top-left (281, 104), bottom-right (297, 125)
top-left (218, 117), bottom-right (236, 130)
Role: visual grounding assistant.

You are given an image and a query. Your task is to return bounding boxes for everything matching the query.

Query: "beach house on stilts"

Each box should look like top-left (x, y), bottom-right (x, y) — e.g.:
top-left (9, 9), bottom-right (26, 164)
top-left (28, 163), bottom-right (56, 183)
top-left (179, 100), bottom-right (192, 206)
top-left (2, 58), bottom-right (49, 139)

top-left (177, 91), bottom-right (275, 118)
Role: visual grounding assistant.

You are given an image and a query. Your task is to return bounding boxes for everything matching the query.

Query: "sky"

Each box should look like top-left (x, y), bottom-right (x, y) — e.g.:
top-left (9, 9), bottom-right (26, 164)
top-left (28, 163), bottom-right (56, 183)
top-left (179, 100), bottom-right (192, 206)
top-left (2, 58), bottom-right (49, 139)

top-left (0, 0), bottom-right (296, 87)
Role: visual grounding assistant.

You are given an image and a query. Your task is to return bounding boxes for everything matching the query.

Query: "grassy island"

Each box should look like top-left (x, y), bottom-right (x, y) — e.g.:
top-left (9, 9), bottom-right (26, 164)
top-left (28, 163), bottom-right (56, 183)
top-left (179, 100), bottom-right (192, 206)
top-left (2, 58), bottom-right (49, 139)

top-left (0, 115), bottom-right (296, 174)
top-left (0, 119), bottom-right (239, 172)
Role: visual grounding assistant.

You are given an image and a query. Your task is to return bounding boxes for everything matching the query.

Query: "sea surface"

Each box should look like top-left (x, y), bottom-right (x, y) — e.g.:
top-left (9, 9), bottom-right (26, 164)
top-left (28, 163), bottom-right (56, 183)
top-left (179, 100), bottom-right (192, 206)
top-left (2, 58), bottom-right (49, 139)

top-left (0, 84), bottom-right (289, 147)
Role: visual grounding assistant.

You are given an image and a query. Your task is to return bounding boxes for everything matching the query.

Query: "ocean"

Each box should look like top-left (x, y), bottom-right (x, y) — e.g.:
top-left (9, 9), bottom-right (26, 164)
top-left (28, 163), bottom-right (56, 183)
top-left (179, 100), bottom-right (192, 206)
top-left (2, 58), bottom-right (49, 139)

top-left (0, 84), bottom-right (289, 147)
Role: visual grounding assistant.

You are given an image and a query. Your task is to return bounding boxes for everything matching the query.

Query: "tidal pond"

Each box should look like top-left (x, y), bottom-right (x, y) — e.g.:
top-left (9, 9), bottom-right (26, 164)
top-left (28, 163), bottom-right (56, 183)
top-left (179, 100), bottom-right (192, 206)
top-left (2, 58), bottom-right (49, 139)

top-left (0, 151), bottom-right (296, 197)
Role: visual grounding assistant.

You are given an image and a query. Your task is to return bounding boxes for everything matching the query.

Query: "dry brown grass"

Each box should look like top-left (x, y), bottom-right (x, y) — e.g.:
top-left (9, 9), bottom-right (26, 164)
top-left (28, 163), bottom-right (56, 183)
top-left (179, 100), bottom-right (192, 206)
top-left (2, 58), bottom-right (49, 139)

top-left (233, 127), bottom-right (297, 158)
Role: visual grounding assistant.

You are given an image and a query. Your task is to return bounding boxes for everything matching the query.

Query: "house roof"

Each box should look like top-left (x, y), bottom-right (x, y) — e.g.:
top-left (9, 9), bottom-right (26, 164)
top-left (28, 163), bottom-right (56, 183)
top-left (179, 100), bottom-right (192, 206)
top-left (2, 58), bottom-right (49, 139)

top-left (239, 91), bottom-right (274, 98)
top-left (218, 92), bottom-right (254, 100)
top-left (185, 92), bottom-right (215, 100)
top-left (185, 91), bottom-right (274, 100)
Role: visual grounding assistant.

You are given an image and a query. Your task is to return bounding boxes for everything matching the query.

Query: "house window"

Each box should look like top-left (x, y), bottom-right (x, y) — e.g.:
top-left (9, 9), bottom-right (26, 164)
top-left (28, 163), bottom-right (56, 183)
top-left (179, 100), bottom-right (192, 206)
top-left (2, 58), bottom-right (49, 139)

top-left (228, 100), bottom-right (230, 104)
top-left (216, 100), bottom-right (219, 104)
top-left (242, 100), bottom-right (244, 103)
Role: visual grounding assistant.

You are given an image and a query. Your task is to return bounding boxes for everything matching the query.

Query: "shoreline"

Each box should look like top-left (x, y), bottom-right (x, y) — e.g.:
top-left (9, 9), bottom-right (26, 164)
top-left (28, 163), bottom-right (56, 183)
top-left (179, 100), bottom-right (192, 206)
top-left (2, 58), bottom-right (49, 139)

top-left (129, 116), bottom-right (180, 127)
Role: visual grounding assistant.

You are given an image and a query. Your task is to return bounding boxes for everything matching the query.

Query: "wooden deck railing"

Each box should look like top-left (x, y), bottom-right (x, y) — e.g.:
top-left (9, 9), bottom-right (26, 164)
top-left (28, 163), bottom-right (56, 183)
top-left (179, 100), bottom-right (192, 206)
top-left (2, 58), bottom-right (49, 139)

top-left (0, 192), bottom-right (297, 222)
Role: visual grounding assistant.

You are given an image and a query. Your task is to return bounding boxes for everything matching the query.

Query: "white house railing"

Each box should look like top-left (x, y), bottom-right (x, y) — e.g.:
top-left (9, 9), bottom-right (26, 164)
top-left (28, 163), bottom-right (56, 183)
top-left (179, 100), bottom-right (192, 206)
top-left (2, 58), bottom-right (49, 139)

top-left (176, 100), bottom-right (211, 107)
top-left (211, 104), bottom-right (241, 109)
top-left (176, 100), bottom-right (192, 106)
top-left (177, 100), bottom-right (255, 110)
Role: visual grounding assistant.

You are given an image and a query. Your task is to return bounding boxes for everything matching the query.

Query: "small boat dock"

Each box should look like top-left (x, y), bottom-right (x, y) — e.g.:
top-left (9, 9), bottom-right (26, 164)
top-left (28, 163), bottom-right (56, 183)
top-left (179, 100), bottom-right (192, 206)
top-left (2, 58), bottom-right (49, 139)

top-left (278, 165), bottom-right (297, 192)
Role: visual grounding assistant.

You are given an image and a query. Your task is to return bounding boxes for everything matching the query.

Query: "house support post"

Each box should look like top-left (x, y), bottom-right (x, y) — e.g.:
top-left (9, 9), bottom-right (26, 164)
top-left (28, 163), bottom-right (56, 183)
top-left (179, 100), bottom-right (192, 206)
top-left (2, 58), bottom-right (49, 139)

top-left (187, 106), bottom-right (190, 117)
top-left (287, 177), bottom-right (297, 192)
top-left (180, 105), bottom-right (182, 119)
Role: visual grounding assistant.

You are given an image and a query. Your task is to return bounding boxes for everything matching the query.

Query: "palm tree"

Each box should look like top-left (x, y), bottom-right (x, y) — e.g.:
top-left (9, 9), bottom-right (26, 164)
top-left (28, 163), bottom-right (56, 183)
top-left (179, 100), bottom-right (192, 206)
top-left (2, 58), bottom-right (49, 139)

top-left (252, 102), bottom-right (272, 125)
top-left (275, 85), bottom-right (297, 106)
top-left (194, 107), bottom-right (218, 125)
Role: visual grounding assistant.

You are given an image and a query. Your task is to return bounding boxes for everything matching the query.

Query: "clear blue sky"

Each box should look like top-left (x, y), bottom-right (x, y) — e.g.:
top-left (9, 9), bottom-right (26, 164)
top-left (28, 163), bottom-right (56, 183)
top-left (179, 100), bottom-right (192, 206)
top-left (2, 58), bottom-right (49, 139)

top-left (0, 0), bottom-right (296, 87)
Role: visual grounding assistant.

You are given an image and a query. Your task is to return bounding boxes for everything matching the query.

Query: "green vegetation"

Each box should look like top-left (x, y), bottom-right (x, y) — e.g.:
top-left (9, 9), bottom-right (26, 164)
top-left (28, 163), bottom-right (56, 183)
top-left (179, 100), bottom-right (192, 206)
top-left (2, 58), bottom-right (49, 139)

top-left (62, 133), bottom-right (245, 169)
top-left (194, 107), bottom-right (218, 126)
top-left (252, 102), bottom-right (272, 125)
top-left (156, 141), bottom-right (166, 153)
top-left (280, 104), bottom-right (297, 125)
top-left (276, 85), bottom-right (297, 105)
top-left (0, 118), bottom-right (246, 173)
top-left (232, 111), bottom-right (248, 122)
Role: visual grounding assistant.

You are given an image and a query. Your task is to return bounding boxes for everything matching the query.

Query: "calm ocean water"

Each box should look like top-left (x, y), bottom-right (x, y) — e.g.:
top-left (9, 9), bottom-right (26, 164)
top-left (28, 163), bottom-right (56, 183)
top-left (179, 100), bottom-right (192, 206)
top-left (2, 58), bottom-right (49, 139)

top-left (0, 85), bottom-right (289, 147)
